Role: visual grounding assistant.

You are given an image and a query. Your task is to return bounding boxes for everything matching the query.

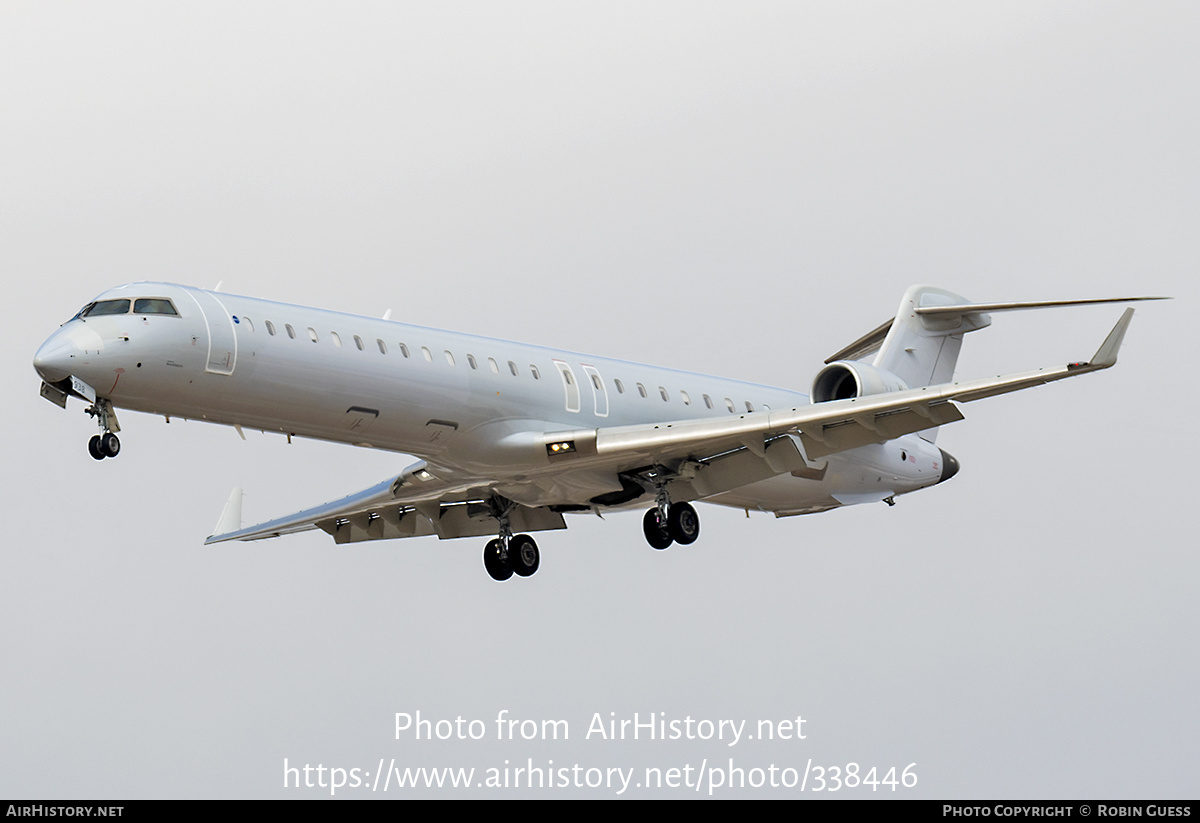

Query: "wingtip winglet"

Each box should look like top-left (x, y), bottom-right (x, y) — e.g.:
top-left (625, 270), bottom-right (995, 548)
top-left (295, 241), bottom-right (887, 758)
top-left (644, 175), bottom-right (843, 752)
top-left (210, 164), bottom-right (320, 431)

top-left (1089, 307), bottom-right (1135, 369)
top-left (207, 487), bottom-right (243, 544)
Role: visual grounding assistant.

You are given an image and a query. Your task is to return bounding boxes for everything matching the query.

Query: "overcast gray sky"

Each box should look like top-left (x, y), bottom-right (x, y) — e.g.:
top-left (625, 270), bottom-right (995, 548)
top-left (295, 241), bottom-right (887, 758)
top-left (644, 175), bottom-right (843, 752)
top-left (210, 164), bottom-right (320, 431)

top-left (2, 1), bottom-right (1196, 798)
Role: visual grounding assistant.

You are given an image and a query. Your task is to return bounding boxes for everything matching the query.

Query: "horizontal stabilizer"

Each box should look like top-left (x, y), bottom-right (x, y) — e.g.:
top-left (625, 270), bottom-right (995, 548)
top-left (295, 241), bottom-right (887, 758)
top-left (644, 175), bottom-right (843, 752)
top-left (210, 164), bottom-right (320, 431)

top-left (827, 292), bottom-right (1165, 364)
top-left (914, 295), bottom-right (1167, 318)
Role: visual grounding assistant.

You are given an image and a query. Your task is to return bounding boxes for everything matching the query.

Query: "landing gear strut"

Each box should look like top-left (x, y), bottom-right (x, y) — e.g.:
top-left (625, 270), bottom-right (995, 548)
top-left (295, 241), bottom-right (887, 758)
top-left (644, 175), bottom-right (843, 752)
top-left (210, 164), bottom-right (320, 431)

top-left (481, 498), bottom-right (540, 581)
top-left (85, 400), bottom-right (121, 460)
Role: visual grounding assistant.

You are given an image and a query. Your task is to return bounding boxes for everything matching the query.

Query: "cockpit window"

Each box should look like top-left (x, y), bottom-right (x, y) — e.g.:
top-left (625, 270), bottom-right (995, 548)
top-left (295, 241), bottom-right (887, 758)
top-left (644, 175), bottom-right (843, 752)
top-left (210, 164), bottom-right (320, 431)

top-left (81, 299), bottom-right (131, 317)
top-left (134, 298), bottom-right (178, 315)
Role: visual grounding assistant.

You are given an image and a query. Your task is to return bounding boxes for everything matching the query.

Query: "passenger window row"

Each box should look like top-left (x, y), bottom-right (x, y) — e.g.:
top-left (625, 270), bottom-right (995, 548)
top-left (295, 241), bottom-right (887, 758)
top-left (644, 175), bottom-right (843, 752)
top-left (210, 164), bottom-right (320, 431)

top-left (236, 315), bottom-right (764, 414)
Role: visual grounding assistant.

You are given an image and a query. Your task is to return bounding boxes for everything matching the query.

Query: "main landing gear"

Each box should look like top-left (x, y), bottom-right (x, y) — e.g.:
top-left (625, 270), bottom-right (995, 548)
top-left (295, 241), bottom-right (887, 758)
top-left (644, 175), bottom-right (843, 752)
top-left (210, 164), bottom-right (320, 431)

top-left (483, 533), bottom-right (540, 581)
top-left (85, 399), bottom-right (121, 460)
top-left (641, 483), bottom-right (700, 551)
top-left (482, 500), bottom-right (540, 581)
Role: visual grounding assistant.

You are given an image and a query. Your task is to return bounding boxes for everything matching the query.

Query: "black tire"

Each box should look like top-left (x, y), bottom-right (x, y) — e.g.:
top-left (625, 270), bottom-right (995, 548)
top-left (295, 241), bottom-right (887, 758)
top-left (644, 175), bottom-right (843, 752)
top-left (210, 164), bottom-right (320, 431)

top-left (509, 534), bottom-right (540, 577)
top-left (668, 501), bottom-right (700, 545)
top-left (101, 432), bottom-right (121, 458)
top-left (643, 508), bottom-right (673, 550)
top-left (483, 539), bottom-right (512, 581)
top-left (88, 435), bottom-right (106, 461)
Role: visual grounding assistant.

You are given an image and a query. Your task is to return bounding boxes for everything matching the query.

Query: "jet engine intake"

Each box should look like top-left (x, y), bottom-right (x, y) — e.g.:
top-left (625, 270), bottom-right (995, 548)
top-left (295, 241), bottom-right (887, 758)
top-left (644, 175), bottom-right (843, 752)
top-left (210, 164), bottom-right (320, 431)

top-left (811, 361), bottom-right (908, 403)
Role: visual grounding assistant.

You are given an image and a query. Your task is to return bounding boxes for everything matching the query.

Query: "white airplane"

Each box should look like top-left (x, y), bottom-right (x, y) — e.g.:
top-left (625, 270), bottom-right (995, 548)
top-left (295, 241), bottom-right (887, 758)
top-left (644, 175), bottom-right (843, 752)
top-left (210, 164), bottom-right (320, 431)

top-left (33, 283), bottom-right (1161, 580)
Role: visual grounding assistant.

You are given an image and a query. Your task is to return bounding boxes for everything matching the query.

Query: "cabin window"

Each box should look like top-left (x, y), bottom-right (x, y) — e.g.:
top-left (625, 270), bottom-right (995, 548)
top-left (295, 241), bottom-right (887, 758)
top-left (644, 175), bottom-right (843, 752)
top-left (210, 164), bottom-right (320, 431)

top-left (308, 327), bottom-right (318, 343)
top-left (378, 339), bottom-right (387, 354)
top-left (354, 335), bottom-right (364, 350)
top-left (591, 374), bottom-right (602, 390)
top-left (725, 397), bottom-right (735, 413)
top-left (285, 324), bottom-right (296, 339)
top-left (745, 401), bottom-right (754, 413)
top-left (242, 318), bottom-right (255, 332)
top-left (398, 343), bottom-right (410, 358)
top-left (659, 386), bottom-right (669, 402)
top-left (467, 354), bottom-right (478, 369)
top-left (445, 350), bottom-right (455, 366)
top-left (703, 394), bottom-right (713, 409)
top-left (530, 365), bottom-right (540, 379)
top-left (614, 379), bottom-right (624, 394)
top-left (330, 332), bottom-right (342, 347)
top-left (637, 383), bottom-right (647, 398)
top-left (488, 357), bottom-right (499, 374)
top-left (421, 347), bottom-right (433, 362)
top-left (508, 360), bottom-right (518, 376)
top-left (134, 298), bottom-right (178, 316)
top-left (680, 390), bottom-right (691, 405)
top-left (266, 321), bottom-right (276, 336)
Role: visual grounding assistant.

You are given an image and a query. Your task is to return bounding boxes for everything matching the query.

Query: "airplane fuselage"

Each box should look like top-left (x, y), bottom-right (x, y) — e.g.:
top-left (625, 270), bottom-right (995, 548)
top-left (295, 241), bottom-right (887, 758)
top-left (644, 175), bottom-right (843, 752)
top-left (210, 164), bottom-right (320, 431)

top-left (33, 282), bottom-right (947, 517)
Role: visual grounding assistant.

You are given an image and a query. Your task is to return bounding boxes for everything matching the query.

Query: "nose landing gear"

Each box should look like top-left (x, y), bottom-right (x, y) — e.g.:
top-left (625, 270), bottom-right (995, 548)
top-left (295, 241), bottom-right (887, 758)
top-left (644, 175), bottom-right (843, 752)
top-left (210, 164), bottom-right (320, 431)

top-left (85, 399), bottom-right (121, 460)
top-left (88, 432), bottom-right (121, 460)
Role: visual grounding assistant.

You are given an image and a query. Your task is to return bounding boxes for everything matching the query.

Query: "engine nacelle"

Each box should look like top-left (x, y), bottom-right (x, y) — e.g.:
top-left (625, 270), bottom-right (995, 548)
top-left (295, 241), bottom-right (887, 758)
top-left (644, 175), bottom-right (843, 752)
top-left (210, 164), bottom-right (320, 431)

top-left (811, 361), bottom-right (909, 402)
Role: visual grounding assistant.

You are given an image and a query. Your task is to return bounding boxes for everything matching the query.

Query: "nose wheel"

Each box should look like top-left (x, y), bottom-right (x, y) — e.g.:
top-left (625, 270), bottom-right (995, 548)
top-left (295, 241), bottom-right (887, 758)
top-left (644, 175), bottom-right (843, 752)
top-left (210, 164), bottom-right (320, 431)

top-left (88, 432), bottom-right (121, 460)
top-left (85, 400), bottom-right (122, 460)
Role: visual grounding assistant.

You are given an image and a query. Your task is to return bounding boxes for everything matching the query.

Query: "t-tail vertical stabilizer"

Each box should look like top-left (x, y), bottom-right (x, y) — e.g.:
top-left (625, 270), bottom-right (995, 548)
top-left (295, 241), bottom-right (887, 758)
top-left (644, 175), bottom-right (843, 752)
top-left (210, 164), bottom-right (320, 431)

top-left (873, 285), bottom-right (990, 393)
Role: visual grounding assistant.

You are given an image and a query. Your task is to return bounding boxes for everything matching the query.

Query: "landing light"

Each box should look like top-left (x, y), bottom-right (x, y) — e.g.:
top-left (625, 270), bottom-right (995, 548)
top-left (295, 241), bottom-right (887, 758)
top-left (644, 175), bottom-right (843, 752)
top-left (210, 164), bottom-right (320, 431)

top-left (546, 441), bottom-right (576, 456)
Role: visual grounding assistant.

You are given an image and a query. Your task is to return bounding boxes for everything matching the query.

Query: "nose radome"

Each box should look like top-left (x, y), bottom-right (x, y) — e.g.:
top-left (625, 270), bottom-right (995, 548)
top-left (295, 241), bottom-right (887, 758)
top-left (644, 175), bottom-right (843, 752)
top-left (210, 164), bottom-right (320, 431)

top-left (33, 334), bottom-right (74, 383)
top-left (33, 324), bottom-right (103, 383)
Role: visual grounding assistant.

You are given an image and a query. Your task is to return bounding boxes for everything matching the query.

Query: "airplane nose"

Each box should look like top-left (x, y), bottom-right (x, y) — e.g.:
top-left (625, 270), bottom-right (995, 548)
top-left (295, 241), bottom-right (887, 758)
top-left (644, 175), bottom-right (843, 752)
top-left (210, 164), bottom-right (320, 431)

top-left (33, 324), bottom-right (103, 383)
top-left (937, 448), bottom-right (961, 484)
top-left (33, 334), bottom-right (74, 382)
